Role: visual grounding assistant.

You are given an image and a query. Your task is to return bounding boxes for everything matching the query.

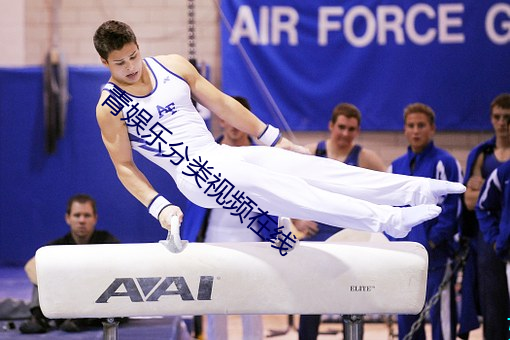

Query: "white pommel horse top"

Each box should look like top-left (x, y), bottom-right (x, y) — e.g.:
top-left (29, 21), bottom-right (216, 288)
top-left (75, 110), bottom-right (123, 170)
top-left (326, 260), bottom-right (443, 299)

top-left (36, 229), bottom-right (428, 322)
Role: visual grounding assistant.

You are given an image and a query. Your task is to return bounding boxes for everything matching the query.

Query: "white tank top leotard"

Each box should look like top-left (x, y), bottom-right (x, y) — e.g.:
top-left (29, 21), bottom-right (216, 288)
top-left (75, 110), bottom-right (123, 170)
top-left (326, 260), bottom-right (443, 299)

top-left (103, 57), bottom-right (218, 181)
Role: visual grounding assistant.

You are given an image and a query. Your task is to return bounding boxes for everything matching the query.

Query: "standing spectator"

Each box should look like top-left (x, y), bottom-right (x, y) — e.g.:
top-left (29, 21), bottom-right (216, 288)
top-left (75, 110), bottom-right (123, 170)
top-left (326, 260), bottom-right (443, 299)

top-left (460, 93), bottom-right (510, 340)
top-left (477, 160), bottom-right (510, 262)
top-left (297, 102), bottom-right (386, 340)
top-left (388, 103), bottom-right (462, 340)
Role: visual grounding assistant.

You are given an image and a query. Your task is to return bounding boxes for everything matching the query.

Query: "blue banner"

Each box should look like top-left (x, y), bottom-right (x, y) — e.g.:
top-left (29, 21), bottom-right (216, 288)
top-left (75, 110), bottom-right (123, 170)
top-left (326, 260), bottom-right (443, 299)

top-left (221, 0), bottom-right (510, 131)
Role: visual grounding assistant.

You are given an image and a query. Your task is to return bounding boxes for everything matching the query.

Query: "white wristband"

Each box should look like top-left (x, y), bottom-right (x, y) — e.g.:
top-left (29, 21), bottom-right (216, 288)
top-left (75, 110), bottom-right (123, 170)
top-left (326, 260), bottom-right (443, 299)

top-left (258, 124), bottom-right (282, 147)
top-left (148, 194), bottom-right (172, 220)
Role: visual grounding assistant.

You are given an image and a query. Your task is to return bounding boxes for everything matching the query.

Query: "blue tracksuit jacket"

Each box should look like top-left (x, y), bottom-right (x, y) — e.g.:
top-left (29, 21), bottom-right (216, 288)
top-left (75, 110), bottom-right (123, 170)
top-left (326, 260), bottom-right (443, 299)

top-left (388, 141), bottom-right (462, 269)
top-left (476, 160), bottom-right (510, 258)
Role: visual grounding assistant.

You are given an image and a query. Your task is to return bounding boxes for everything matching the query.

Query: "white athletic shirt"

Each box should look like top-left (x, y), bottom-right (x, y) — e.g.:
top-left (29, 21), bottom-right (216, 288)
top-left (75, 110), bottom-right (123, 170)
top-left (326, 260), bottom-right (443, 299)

top-left (102, 57), bottom-right (217, 179)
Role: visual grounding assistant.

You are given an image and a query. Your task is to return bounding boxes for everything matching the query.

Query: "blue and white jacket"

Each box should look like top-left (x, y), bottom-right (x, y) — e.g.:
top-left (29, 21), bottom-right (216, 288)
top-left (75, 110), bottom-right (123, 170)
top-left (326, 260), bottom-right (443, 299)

top-left (476, 160), bottom-right (510, 259)
top-left (388, 141), bottom-right (463, 268)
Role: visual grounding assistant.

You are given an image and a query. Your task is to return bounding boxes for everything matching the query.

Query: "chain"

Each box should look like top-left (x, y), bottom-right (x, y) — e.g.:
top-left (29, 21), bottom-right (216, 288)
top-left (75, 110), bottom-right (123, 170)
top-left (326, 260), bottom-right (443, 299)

top-left (402, 242), bottom-right (470, 340)
top-left (187, 0), bottom-right (196, 61)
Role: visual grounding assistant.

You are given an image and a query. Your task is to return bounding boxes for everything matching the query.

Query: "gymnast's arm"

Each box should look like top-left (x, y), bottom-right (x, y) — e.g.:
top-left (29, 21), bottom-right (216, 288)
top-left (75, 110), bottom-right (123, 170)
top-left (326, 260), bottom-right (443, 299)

top-left (95, 93), bottom-right (183, 230)
top-left (159, 54), bottom-right (309, 153)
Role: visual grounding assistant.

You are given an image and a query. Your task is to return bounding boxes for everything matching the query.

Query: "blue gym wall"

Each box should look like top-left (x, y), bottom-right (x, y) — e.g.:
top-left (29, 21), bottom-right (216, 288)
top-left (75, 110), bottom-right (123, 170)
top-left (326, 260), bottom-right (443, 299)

top-left (0, 67), bottom-right (187, 265)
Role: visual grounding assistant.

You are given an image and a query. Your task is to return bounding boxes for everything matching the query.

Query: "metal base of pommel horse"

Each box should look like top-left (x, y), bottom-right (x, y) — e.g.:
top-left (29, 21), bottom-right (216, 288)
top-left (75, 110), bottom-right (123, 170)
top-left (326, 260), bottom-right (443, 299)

top-left (35, 229), bottom-right (428, 340)
top-left (100, 314), bottom-right (364, 340)
top-left (343, 314), bottom-right (363, 340)
top-left (102, 318), bottom-right (119, 340)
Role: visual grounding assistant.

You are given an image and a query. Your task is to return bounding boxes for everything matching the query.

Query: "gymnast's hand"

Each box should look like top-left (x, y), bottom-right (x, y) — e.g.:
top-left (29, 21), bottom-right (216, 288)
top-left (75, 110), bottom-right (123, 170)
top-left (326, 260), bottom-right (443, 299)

top-left (276, 137), bottom-right (311, 154)
top-left (292, 219), bottom-right (319, 237)
top-left (158, 205), bottom-right (184, 231)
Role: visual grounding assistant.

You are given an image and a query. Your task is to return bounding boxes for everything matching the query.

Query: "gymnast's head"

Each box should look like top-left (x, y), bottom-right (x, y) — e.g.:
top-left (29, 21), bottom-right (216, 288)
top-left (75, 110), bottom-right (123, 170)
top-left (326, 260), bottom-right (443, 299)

top-left (93, 20), bottom-right (138, 61)
top-left (94, 20), bottom-right (143, 84)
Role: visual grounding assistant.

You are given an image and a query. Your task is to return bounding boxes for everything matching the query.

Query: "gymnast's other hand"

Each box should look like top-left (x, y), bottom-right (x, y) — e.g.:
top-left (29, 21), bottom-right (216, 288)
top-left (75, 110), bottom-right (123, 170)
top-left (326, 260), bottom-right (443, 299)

top-left (292, 219), bottom-right (319, 237)
top-left (158, 205), bottom-right (184, 231)
top-left (276, 137), bottom-right (311, 155)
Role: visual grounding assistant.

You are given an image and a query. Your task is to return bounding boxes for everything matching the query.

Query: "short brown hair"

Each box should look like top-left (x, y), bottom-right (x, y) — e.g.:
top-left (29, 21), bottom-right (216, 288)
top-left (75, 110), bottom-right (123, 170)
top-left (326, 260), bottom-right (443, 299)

top-left (331, 103), bottom-right (361, 126)
top-left (93, 20), bottom-right (138, 60)
top-left (233, 96), bottom-right (251, 110)
top-left (403, 103), bottom-right (435, 125)
top-left (66, 194), bottom-right (97, 215)
top-left (490, 93), bottom-right (510, 113)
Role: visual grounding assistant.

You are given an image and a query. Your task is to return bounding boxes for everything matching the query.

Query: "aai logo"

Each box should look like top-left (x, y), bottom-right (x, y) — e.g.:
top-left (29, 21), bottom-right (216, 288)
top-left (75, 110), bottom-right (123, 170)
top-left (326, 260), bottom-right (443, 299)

top-left (96, 276), bottom-right (214, 303)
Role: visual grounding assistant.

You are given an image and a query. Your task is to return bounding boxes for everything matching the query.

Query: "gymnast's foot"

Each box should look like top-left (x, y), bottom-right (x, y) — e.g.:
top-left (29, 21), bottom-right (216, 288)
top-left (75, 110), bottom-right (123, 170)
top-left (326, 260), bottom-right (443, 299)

top-left (385, 204), bottom-right (442, 238)
top-left (412, 179), bottom-right (465, 205)
top-left (429, 179), bottom-right (465, 201)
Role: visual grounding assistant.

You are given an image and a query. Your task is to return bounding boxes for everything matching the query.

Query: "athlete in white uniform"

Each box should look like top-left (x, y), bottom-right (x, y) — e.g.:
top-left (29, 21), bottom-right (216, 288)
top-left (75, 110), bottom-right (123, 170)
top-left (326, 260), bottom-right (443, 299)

top-left (94, 21), bottom-right (465, 241)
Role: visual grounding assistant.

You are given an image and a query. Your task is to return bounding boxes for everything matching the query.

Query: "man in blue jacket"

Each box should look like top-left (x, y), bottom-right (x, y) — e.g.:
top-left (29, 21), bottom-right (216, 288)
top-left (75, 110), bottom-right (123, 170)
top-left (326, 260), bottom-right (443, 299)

top-left (460, 93), bottom-right (510, 340)
top-left (474, 116), bottom-right (510, 340)
top-left (477, 160), bottom-right (510, 261)
top-left (388, 103), bottom-right (462, 340)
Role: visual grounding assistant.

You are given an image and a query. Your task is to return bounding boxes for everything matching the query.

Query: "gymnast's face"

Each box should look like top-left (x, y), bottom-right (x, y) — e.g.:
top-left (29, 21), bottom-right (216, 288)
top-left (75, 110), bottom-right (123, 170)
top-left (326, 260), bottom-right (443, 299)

top-left (329, 115), bottom-right (360, 148)
top-left (404, 112), bottom-right (435, 154)
top-left (101, 42), bottom-right (143, 85)
top-left (65, 201), bottom-right (98, 244)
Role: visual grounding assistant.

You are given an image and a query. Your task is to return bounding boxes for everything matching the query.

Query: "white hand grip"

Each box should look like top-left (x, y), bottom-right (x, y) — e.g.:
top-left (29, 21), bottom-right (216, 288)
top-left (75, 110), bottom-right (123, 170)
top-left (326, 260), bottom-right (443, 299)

top-left (170, 215), bottom-right (180, 237)
top-left (159, 215), bottom-right (188, 253)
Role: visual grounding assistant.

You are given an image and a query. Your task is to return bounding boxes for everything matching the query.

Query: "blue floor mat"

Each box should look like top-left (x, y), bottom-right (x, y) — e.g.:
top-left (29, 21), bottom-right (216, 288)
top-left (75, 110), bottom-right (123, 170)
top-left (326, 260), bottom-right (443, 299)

top-left (0, 317), bottom-right (193, 339)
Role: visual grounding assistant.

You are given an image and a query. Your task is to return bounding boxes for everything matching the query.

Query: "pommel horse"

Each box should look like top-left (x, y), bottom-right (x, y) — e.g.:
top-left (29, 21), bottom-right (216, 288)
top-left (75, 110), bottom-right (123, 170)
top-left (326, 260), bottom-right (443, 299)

top-left (36, 219), bottom-right (428, 340)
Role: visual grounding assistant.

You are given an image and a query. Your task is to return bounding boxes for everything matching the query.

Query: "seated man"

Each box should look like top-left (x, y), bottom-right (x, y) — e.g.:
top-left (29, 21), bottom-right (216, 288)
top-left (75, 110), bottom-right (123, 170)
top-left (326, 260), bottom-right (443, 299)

top-left (19, 194), bottom-right (120, 334)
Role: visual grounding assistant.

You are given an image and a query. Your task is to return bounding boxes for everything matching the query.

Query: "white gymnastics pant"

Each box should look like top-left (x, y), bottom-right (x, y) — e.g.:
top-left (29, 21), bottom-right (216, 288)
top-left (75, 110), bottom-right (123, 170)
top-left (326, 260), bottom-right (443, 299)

top-left (173, 144), bottom-right (437, 234)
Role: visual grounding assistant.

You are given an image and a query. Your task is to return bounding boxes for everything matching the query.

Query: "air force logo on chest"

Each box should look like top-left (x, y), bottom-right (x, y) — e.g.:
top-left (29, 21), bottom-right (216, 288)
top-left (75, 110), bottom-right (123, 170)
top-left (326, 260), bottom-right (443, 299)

top-left (96, 276), bottom-right (214, 303)
top-left (157, 102), bottom-right (177, 117)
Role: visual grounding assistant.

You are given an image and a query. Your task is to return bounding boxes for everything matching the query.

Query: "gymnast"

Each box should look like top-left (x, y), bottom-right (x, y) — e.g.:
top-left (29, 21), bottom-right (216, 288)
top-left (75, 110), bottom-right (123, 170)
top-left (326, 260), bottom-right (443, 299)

top-left (93, 20), bottom-right (465, 240)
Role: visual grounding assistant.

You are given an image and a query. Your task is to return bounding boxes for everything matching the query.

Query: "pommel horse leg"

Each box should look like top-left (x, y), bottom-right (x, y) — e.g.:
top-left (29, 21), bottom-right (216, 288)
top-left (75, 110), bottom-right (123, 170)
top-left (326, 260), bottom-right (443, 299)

top-left (102, 318), bottom-right (119, 340)
top-left (343, 314), bottom-right (363, 340)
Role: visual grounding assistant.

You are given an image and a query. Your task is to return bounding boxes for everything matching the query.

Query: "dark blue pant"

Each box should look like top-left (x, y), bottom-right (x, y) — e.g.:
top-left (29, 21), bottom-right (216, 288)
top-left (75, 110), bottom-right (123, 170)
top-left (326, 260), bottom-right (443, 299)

top-left (457, 239), bottom-right (480, 338)
top-left (398, 264), bottom-right (456, 340)
top-left (298, 314), bottom-right (321, 340)
top-left (477, 232), bottom-right (510, 340)
top-left (298, 315), bottom-right (363, 340)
